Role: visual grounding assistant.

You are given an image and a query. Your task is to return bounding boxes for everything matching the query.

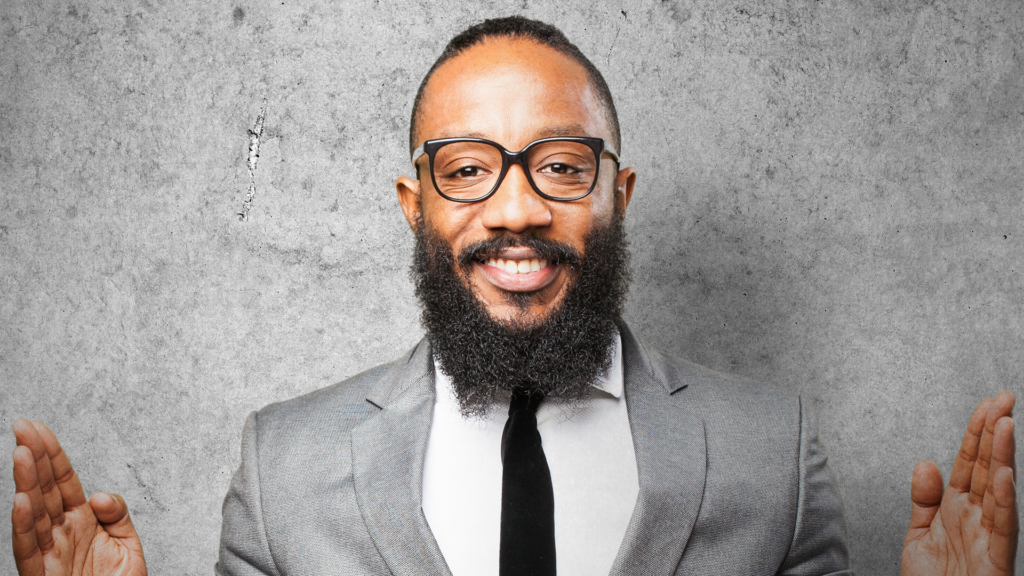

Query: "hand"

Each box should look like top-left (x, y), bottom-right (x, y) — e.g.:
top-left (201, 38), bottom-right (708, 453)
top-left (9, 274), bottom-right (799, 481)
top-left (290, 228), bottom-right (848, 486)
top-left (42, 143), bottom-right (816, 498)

top-left (11, 420), bottom-right (148, 576)
top-left (901, 391), bottom-right (1018, 576)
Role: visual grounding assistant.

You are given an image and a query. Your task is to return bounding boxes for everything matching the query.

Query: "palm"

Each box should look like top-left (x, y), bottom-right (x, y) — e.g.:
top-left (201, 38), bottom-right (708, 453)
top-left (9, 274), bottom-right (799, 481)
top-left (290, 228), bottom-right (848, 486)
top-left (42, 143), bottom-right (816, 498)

top-left (82, 527), bottom-right (147, 576)
top-left (11, 420), bottom-right (148, 576)
top-left (34, 507), bottom-right (145, 576)
top-left (902, 392), bottom-right (1018, 576)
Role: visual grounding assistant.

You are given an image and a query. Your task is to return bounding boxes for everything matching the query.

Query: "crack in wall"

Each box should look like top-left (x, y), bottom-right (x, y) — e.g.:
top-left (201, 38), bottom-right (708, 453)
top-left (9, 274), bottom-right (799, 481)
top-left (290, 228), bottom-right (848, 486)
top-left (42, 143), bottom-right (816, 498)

top-left (238, 105), bottom-right (266, 222)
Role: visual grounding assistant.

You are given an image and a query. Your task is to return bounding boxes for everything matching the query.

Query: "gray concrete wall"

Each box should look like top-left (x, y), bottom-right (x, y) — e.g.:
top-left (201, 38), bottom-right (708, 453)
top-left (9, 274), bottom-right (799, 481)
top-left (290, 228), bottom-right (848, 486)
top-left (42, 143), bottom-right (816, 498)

top-left (1, 0), bottom-right (1021, 574)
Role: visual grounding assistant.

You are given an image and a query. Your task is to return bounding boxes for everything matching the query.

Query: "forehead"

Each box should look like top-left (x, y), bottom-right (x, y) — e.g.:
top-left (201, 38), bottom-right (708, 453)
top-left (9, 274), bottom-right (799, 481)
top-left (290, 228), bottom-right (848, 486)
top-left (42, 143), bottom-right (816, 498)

top-left (416, 38), bottom-right (612, 150)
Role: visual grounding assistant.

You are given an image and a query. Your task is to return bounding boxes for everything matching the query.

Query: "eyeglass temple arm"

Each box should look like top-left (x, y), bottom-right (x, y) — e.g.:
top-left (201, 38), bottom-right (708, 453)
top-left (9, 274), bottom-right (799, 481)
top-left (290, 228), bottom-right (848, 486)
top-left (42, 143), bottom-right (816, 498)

top-left (411, 144), bottom-right (426, 164)
top-left (604, 146), bottom-right (620, 164)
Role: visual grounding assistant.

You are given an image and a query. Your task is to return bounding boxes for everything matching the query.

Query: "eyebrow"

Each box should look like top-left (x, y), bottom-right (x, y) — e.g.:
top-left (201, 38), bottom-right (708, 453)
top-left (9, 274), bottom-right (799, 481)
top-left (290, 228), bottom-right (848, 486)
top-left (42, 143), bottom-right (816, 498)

top-left (534, 124), bottom-right (591, 138)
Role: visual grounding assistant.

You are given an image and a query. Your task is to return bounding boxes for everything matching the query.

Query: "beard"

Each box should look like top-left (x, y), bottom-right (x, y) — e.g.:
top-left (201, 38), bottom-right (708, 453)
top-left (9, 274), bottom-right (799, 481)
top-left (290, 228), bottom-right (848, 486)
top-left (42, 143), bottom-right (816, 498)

top-left (411, 211), bottom-right (631, 418)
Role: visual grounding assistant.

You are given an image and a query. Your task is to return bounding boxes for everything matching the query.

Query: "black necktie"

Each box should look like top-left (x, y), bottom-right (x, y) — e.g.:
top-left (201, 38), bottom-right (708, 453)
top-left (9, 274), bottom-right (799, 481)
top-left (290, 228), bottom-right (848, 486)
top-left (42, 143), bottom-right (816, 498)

top-left (500, 389), bottom-right (556, 576)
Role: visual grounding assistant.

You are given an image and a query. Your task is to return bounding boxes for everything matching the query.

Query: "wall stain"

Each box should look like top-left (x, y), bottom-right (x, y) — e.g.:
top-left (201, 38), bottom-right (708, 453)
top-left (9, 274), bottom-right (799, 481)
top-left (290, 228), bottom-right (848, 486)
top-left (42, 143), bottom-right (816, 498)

top-left (126, 463), bottom-right (170, 512)
top-left (238, 105), bottom-right (266, 222)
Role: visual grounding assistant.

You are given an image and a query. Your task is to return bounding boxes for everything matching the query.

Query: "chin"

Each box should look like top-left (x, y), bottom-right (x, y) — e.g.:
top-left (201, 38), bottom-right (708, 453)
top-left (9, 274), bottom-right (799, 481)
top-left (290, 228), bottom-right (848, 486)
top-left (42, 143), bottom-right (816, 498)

top-left (483, 291), bottom-right (566, 329)
top-left (490, 305), bottom-right (552, 329)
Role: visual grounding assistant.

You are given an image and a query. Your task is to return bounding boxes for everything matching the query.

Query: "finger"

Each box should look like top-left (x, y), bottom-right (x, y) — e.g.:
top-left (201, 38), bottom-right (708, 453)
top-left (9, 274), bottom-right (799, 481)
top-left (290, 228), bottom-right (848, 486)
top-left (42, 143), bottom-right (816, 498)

top-left (989, 466), bottom-right (1018, 572)
top-left (949, 397), bottom-right (991, 491)
top-left (982, 417), bottom-right (1015, 531)
top-left (12, 420), bottom-right (64, 526)
top-left (970, 392), bottom-right (1015, 503)
top-left (11, 446), bottom-right (54, 553)
top-left (906, 460), bottom-right (944, 537)
top-left (89, 492), bottom-right (141, 541)
top-left (11, 492), bottom-right (45, 576)
top-left (31, 421), bottom-right (87, 510)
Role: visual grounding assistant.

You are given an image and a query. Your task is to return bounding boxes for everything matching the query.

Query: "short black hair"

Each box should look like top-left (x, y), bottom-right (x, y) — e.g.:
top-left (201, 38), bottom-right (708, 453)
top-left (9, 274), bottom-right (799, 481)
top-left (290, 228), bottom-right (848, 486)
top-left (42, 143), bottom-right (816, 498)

top-left (409, 16), bottom-right (621, 156)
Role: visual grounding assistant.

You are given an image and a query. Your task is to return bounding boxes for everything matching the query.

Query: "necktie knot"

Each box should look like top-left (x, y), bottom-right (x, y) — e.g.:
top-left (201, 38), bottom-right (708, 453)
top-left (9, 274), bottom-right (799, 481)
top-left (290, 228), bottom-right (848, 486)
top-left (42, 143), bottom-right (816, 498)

top-left (502, 389), bottom-right (545, 464)
top-left (509, 388), bottom-right (544, 415)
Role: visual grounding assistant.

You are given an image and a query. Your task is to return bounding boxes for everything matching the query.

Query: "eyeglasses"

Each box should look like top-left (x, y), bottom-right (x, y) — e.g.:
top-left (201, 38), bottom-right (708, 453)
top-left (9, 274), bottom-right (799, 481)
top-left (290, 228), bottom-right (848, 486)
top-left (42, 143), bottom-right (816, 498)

top-left (411, 137), bottom-right (619, 203)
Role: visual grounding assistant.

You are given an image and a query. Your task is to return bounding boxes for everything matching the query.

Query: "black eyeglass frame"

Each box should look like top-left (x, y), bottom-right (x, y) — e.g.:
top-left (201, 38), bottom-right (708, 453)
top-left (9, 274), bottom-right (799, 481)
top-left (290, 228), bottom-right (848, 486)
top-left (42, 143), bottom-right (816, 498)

top-left (412, 136), bottom-right (620, 203)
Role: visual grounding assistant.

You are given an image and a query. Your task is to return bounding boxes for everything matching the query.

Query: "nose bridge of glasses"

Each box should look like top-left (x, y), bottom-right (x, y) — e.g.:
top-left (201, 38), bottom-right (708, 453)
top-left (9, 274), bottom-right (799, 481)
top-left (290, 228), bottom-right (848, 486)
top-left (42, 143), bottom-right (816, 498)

top-left (496, 150), bottom-right (541, 199)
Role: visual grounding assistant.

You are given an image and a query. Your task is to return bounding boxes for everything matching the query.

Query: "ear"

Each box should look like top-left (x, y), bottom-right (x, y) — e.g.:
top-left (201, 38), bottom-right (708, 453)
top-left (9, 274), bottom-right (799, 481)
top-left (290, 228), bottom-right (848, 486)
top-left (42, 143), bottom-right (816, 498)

top-left (396, 175), bottom-right (422, 232)
top-left (614, 166), bottom-right (637, 215)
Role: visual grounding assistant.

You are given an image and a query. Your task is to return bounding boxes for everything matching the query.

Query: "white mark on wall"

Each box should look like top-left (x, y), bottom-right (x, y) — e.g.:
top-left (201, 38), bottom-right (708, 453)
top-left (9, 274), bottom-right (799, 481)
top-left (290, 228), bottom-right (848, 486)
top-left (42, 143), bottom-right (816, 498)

top-left (238, 105), bottom-right (266, 222)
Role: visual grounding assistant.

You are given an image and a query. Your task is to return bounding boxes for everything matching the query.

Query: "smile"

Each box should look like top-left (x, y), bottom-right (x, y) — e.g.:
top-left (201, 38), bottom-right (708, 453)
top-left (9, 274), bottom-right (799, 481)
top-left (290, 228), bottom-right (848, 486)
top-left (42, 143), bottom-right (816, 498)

top-left (484, 257), bottom-right (549, 274)
top-left (477, 256), bottom-right (558, 292)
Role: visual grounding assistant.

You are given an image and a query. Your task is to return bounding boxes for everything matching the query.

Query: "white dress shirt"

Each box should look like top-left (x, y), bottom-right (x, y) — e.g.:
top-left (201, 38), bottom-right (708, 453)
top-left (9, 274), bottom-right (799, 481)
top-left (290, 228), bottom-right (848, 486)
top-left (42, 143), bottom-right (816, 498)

top-left (422, 333), bottom-right (639, 576)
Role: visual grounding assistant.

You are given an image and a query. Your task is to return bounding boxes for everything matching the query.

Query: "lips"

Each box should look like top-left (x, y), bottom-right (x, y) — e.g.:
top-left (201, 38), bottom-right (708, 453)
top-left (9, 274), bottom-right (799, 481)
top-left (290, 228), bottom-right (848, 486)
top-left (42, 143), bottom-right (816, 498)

top-left (461, 237), bottom-right (578, 296)
top-left (476, 254), bottom-right (558, 292)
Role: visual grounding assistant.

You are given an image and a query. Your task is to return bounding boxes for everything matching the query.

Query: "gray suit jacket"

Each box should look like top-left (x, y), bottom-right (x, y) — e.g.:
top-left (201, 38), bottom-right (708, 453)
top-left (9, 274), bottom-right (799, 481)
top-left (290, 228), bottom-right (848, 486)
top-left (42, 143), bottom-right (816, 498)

top-left (216, 324), bottom-right (852, 575)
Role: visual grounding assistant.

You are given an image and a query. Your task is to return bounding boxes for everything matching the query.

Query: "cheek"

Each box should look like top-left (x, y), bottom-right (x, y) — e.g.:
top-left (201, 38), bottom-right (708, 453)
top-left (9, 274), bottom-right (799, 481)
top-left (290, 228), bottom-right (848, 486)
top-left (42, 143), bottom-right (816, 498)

top-left (548, 207), bottom-right (606, 252)
top-left (420, 196), bottom-right (481, 245)
top-left (574, 181), bottom-right (618, 230)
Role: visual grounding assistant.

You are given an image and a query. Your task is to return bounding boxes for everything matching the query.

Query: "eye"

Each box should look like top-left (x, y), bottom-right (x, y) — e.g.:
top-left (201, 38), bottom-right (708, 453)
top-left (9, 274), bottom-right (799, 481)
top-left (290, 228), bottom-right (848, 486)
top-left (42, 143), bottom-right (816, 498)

top-left (438, 161), bottom-right (493, 181)
top-left (449, 166), bottom-right (485, 178)
top-left (542, 163), bottom-right (581, 175)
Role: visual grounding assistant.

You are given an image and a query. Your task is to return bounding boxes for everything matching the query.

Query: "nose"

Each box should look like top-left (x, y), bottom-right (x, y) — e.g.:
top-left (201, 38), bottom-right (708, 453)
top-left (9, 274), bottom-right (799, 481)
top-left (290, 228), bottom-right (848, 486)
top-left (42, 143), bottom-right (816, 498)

top-left (479, 163), bottom-right (552, 233)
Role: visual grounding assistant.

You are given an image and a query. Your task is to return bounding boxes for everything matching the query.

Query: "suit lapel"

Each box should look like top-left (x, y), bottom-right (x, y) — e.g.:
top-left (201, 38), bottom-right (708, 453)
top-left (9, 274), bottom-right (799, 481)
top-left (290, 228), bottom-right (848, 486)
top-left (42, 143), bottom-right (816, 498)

top-left (350, 340), bottom-right (453, 576)
top-left (610, 324), bottom-right (707, 575)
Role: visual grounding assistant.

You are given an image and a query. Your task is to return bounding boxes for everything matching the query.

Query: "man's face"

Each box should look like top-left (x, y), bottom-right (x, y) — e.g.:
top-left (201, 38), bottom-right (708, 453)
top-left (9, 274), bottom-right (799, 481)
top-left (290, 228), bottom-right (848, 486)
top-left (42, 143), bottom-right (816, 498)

top-left (397, 38), bottom-right (636, 325)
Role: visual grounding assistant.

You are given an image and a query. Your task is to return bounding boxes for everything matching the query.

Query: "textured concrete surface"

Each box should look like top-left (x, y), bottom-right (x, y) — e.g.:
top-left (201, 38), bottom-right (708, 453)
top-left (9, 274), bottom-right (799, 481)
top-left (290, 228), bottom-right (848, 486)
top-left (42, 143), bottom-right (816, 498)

top-left (1, 1), bottom-right (1021, 574)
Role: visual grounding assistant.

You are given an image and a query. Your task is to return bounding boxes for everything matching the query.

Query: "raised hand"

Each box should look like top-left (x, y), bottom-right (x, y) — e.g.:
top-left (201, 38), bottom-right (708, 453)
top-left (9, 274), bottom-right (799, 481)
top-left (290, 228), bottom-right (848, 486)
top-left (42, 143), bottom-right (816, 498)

top-left (11, 420), bottom-right (148, 576)
top-left (902, 391), bottom-right (1018, 576)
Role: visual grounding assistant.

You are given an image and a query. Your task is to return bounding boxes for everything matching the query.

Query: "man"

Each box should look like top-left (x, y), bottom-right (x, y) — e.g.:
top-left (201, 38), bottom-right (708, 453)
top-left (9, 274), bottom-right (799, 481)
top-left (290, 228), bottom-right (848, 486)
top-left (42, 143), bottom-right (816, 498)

top-left (10, 16), bottom-right (1018, 576)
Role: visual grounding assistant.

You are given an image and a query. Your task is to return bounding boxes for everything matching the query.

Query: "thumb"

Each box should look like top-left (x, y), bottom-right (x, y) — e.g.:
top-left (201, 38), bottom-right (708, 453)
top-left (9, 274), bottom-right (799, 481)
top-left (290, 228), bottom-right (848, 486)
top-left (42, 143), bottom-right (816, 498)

top-left (89, 492), bottom-right (141, 541)
top-left (906, 460), bottom-right (944, 536)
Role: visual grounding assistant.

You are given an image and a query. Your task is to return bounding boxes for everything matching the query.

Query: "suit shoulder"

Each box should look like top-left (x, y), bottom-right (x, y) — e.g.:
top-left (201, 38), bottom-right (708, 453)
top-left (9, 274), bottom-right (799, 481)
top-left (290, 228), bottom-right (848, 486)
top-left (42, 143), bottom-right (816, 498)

top-left (652, 342), bottom-right (798, 398)
top-left (251, 351), bottom-right (410, 442)
top-left (644, 343), bottom-right (803, 428)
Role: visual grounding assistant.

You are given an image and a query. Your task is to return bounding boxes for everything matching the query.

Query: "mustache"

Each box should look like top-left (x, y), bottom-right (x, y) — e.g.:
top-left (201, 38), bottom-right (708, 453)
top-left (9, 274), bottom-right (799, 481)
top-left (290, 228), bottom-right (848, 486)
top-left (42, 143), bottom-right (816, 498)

top-left (456, 233), bottom-right (583, 271)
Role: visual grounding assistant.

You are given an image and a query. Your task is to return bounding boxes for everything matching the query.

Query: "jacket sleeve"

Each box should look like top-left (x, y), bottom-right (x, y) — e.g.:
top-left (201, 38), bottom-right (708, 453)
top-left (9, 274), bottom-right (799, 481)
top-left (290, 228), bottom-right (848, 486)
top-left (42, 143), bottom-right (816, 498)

top-left (776, 397), bottom-right (854, 576)
top-left (215, 411), bottom-right (283, 576)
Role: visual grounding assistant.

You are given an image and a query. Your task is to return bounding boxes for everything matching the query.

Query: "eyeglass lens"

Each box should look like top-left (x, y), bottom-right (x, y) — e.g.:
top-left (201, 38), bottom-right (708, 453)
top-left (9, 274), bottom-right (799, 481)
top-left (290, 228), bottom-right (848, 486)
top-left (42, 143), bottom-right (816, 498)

top-left (431, 140), bottom-right (598, 200)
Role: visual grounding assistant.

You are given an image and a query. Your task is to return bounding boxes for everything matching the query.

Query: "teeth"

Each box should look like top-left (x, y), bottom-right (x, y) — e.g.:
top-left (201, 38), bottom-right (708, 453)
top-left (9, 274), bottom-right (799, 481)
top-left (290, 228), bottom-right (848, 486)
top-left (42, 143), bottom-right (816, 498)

top-left (485, 257), bottom-right (551, 274)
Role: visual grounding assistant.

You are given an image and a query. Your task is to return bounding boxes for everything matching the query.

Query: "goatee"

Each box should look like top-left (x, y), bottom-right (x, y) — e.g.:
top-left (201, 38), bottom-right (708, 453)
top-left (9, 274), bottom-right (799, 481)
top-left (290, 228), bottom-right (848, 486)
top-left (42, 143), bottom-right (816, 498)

top-left (411, 212), bottom-right (631, 417)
